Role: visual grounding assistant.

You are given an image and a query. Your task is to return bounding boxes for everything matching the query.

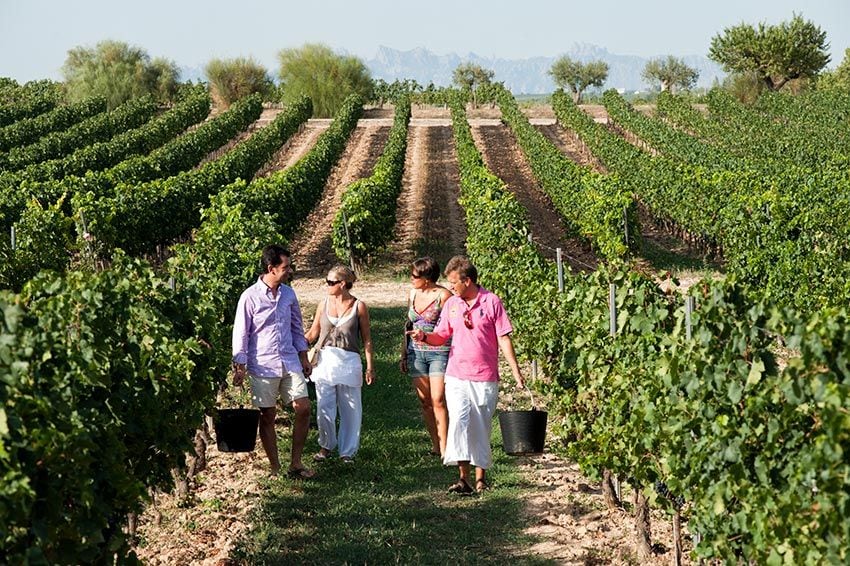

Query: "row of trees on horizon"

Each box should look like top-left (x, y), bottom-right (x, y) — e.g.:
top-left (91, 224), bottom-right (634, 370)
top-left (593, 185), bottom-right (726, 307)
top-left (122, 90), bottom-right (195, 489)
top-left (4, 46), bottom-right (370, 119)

top-left (4, 14), bottom-right (849, 117)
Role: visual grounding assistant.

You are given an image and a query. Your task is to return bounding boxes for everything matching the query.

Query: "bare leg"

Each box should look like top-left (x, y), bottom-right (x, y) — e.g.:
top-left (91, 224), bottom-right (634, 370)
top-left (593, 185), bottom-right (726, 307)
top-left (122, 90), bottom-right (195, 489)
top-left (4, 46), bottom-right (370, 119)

top-left (258, 407), bottom-right (280, 475)
top-left (412, 376), bottom-right (440, 453)
top-left (458, 461), bottom-right (471, 483)
top-left (430, 375), bottom-right (448, 456)
top-left (474, 467), bottom-right (489, 493)
top-left (290, 397), bottom-right (311, 470)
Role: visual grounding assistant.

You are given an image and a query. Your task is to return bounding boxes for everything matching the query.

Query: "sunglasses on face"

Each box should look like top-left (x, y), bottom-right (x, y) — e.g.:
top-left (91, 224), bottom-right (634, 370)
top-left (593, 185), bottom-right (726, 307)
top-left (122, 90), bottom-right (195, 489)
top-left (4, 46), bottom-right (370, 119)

top-left (326, 279), bottom-right (341, 286)
top-left (463, 310), bottom-right (473, 329)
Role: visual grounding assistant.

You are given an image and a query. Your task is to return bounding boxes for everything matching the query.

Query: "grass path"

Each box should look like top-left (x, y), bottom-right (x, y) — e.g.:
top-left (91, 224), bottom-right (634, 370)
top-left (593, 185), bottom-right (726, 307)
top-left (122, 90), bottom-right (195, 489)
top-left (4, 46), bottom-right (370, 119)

top-left (231, 306), bottom-right (548, 564)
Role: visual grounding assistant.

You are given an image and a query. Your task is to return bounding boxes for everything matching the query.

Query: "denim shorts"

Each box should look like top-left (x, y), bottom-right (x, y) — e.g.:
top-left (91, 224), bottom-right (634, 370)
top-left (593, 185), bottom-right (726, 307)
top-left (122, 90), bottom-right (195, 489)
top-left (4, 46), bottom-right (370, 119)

top-left (407, 349), bottom-right (449, 379)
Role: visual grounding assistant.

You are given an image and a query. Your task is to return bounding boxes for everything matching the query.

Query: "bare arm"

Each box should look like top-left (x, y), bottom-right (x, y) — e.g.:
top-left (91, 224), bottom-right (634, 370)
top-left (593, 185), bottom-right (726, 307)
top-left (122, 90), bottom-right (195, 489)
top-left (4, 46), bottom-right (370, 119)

top-left (498, 334), bottom-right (525, 388)
top-left (304, 299), bottom-right (325, 344)
top-left (408, 327), bottom-right (449, 347)
top-left (358, 301), bottom-right (376, 385)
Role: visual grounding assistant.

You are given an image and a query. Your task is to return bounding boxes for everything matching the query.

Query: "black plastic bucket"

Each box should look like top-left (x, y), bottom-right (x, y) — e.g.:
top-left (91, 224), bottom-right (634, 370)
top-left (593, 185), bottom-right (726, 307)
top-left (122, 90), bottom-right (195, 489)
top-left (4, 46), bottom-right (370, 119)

top-left (499, 409), bottom-right (547, 455)
top-left (214, 408), bottom-right (260, 452)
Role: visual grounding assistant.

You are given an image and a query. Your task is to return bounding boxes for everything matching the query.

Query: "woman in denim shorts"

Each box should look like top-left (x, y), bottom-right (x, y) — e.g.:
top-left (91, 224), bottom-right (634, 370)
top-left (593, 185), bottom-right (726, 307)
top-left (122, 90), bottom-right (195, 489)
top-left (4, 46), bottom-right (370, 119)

top-left (400, 257), bottom-right (452, 456)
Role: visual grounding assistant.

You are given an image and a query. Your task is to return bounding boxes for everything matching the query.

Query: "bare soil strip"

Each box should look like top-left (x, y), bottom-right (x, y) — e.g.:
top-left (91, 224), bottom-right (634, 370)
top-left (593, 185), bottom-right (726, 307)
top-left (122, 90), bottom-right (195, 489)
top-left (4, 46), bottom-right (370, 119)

top-left (471, 123), bottom-right (599, 272)
top-left (287, 122), bottom-right (392, 278)
top-left (387, 122), bottom-right (467, 271)
top-left (192, 107), bottom-right (284, 168)
top-left (194, 130), bottom-right (254, 168)
top-left (535, 122), bottom-right (607, 173)
top-left (252, 120), bottom-right (328, 179)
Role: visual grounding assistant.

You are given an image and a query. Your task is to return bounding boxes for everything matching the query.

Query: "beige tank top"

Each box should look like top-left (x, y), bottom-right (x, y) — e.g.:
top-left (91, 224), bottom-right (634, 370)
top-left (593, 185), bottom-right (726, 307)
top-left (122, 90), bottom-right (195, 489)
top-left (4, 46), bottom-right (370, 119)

top-left (318, 299), bottom-right (360, 353)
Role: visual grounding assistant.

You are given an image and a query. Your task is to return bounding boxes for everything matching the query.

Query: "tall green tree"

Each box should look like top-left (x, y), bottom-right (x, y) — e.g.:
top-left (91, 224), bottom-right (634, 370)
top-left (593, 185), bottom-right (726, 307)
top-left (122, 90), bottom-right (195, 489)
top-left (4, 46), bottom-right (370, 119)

top-left (709, 14), bottom-right (830, 91)
top-left (641, 56), bottom-right (699, 94)
top-left (62, 40), bottom-right (179, 109)
top-left (277, 43), bottom-right (371, 118)
top-left (548, 56), bottom-right (608, 103)
top-left (452, 63), bottom-right (495, 107)
top-left (205, 57), bottom-right (272, 107)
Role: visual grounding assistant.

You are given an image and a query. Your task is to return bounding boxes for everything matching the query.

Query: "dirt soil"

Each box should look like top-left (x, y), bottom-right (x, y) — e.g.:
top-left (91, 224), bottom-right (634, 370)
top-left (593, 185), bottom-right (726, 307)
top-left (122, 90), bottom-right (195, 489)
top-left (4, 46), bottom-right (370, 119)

top-left (134, 104), bottom-right (702, 565)
top-left (253, 120), bottom-right (330, 179)
top-left (387, 112), bottom-right (467, 269)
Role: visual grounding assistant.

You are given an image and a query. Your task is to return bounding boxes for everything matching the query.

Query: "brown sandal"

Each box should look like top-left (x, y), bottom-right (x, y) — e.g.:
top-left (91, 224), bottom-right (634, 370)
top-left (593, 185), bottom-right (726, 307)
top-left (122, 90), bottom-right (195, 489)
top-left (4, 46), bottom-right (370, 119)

top-left (287, 467), bottom-right (316, 480)
top-left (448, 478), bottom-right (474, 495)
top-left (475, 479), bottom-right (490, 493)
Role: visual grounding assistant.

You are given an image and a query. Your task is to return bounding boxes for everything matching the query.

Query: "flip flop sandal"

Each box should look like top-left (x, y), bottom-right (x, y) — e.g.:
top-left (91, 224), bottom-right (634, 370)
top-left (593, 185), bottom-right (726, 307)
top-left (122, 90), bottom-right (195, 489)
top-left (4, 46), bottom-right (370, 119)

top-left (475, 479), bottom-right (490, 494)
top-left (287, 467), bottom-right (316, 480)
top-left (447, 478), bottom-right (474, 495)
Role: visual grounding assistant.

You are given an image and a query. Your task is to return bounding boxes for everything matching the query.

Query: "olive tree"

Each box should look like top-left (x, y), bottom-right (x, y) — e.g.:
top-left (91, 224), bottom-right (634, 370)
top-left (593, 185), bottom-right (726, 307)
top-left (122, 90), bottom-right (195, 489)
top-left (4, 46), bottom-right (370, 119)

top-left (548, 56), bottom-right (608, 103)
top-left (452, 63), bottom-right (495, 108)
top-left (278, 43), bottom-right (372, 118)
top-left (709, 14), bottom-right (830, 91)
top-left (205, 57), bottom-right (272, 107)
top-left (62, 40), bottom-right (179, 108)
top-left (641, 56), bottom-right (699, 94)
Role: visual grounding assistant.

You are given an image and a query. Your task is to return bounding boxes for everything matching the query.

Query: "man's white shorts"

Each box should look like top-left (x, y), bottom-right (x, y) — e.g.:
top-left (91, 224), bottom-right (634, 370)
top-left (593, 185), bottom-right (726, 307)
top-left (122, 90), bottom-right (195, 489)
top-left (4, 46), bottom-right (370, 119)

top-left (249, 370), bottom-right (309, 408)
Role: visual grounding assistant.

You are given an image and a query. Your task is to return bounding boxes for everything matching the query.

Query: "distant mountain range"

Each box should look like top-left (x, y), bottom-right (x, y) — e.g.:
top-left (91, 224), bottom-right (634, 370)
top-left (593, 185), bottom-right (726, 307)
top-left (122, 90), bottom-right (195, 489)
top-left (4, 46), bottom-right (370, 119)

top-left (366, 44), bottom-right (725, 94)
top-left (180, 44), bottom-right (726, 95)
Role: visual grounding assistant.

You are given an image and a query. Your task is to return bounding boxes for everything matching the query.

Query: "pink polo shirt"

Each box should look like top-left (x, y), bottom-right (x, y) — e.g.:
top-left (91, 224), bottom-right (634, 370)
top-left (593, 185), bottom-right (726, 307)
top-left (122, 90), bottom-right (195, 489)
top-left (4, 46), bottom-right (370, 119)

top-left (432, 287), bottom-right (513, 382)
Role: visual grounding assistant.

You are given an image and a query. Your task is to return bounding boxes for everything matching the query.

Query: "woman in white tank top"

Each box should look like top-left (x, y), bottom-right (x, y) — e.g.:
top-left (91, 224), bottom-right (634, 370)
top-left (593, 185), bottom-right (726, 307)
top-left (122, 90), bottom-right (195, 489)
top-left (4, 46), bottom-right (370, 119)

top-left (305, 265), bottom-right (375, 463)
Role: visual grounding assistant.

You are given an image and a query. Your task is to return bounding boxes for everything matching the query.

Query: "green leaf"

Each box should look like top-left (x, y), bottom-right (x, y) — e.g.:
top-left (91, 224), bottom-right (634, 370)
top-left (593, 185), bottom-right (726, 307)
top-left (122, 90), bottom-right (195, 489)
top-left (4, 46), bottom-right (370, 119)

top-left (747, 357), bottom-right (765, 386)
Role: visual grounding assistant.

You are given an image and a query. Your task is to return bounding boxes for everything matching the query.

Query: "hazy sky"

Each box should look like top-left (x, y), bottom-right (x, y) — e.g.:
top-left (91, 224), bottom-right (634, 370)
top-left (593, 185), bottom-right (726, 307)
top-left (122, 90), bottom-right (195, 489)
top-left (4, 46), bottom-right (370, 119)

top-left (1, 0), bottom-right (847, 81)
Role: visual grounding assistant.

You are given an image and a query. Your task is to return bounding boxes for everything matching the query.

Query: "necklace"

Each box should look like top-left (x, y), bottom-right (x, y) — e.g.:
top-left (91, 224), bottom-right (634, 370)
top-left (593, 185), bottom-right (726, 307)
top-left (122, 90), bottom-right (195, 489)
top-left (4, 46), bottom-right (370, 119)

top-left (330, 296), bottom-right (353, 317)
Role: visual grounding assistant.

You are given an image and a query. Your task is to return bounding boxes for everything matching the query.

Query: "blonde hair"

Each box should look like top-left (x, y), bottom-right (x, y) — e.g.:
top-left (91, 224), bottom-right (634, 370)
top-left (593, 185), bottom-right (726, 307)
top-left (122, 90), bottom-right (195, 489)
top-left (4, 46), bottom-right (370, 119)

top-left (329, 265), bottom-right (356, 289)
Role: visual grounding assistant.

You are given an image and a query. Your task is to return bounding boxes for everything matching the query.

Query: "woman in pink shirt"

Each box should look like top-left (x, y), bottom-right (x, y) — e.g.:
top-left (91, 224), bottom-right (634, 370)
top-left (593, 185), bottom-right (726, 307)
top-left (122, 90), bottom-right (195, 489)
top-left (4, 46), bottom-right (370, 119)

top-left (409, 256), bottom-right (525, 495)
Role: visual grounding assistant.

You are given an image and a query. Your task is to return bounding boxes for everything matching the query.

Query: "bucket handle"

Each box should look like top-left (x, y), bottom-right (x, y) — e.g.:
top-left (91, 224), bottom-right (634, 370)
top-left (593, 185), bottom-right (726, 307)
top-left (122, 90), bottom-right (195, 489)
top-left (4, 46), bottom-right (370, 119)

top-left (527, 386), bottom-right (538, 411)
top-left (508, 382), bottom-right (538, 412)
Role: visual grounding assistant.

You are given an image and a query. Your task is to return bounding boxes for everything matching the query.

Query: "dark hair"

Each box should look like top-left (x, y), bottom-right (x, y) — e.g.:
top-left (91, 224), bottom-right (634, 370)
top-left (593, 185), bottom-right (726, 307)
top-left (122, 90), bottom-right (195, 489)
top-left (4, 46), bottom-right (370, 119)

top-left (261, 244), bottom-right (291, 273)
top-left (444, 255), bottom-right (477, 284)
top-left (411, 256), bottom-right (441, 282)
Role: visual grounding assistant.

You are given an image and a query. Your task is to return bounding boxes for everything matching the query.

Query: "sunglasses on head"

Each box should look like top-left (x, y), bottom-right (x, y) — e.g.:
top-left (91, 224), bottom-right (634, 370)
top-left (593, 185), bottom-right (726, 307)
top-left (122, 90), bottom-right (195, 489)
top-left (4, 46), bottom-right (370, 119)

top-left (463, 310), bottom-right (473, 329)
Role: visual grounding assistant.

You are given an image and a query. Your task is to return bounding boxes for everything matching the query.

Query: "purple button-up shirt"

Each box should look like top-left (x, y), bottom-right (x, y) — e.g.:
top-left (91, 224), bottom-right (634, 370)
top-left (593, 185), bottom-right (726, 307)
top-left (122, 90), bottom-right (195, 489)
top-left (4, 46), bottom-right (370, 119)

top-left (232, 277), bottom-right (308, 377)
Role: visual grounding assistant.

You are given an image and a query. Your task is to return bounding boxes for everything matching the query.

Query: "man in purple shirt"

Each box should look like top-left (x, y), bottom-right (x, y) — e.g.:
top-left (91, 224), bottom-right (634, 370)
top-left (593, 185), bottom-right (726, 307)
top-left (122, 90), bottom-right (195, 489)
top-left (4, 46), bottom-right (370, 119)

top-left (232, 245), bottom-right (315, 479)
